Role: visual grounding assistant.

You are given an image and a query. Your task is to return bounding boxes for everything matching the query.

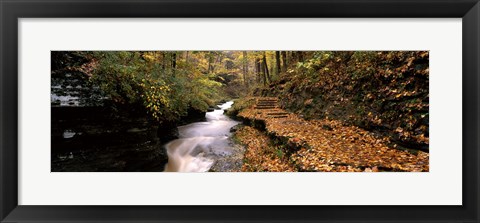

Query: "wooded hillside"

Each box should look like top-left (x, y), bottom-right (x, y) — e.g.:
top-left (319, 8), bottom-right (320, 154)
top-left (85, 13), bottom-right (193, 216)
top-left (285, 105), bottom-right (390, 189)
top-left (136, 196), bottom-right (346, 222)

top-left (260, 51), bottom-right (429, 151)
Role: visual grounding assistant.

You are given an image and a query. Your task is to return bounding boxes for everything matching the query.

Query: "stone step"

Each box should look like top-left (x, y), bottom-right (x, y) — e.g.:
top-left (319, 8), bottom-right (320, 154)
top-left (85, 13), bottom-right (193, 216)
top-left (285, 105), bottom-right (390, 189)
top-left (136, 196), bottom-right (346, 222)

top-left (257, 104), bottom-right (277, 106)
top-left (267, 115), bottom-right (289, 118)
top-left (256, 98), bottom-right (279, 110)
top-left (257, 105), bottom-right (277, 107)
top-left (255, 105), bottom-right (277, 108)
top-left (257, 103), bottom-right (277, 105)
top-left (266, 112), bottom-right (289, 116)
top-left (255, 107), bottom-right (277, 110)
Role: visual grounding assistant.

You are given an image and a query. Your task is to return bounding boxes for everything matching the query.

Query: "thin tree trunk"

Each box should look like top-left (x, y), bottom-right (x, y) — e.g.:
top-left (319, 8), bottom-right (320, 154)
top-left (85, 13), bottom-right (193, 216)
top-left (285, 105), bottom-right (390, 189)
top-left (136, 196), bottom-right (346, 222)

top-left (262, 52), bottom-right (270, 84)
top-left (171, 52), bottom-right (177, 76)
top-left (245, 54), bottom-right (249, 74)
top-left (275, 51), bottom-right (281, 75)
top-left (172, 52), bottom-right (177, 69)
top-left (260, 60), bottom-right (266, 86)
top-left (297, 51), bottom-right (304, 62)
top-left (281, 51), bottom-right (287, 72)
top-left (243, 51), bottom-right (248, 86)
top-left (255, 57), bottom-right (261, 83)
top-left (210, 54), bottom-right (222, 73)
top-left (161, 52), bottom-right (166, 70)
top-left (207, 54), bottom-right (213, 73)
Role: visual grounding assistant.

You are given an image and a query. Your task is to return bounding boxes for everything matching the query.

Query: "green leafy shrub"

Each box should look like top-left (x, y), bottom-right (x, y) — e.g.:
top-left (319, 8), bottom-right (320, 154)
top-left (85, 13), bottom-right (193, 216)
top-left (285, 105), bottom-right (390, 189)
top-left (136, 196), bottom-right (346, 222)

top-left (90, 51), bottom-right (222, 123)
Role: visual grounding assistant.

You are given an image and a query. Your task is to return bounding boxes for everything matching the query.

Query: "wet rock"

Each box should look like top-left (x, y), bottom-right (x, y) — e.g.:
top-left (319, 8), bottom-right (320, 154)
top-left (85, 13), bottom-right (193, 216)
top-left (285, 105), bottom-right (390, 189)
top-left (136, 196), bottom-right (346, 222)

top-left (229, 124), bottom-right (244, 133)
top-left (208, 144), bottom-right (245, 172)
top-left (51, 70), bottom-right (105, 107)
top-left (157, 121), bottom-right (179, 143)
top-left (51, 53), bottom-right (170, 172)
top-left (51, 105), bottom-right (169, 172)
top-left (176, 108), bottom-right (207, 125)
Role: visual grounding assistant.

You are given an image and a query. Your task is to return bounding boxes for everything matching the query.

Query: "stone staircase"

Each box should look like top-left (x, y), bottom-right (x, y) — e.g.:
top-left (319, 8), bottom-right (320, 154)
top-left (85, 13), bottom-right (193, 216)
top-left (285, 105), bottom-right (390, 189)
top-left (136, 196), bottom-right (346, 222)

top-left (254, 98), bottom-right (278, 109)
top-left (254, 98), bottom-right (289, 119)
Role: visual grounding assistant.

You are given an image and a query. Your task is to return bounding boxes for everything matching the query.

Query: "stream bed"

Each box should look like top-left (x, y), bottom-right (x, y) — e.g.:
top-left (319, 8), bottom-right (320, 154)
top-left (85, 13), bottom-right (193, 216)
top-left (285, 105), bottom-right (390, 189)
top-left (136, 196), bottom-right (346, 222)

top-left (163, 101), bottom-right (244, 172)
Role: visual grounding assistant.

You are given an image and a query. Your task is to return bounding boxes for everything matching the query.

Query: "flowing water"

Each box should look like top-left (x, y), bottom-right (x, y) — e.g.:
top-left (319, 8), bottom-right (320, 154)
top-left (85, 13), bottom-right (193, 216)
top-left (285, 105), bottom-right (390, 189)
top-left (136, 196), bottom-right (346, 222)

top-left (163, 101), bottom-right (240, 172)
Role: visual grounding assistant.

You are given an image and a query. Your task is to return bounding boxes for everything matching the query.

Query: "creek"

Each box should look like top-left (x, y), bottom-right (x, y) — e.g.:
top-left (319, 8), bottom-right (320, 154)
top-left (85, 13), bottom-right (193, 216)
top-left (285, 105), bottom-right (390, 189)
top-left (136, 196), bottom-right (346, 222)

top-left (163, 101), bottom-right (241, 172)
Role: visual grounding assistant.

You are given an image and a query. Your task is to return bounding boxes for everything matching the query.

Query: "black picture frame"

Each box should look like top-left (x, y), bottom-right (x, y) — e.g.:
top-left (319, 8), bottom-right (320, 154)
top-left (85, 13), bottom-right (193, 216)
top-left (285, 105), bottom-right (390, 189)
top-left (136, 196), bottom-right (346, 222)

top-left (1, 0), bottom-right (479, 222)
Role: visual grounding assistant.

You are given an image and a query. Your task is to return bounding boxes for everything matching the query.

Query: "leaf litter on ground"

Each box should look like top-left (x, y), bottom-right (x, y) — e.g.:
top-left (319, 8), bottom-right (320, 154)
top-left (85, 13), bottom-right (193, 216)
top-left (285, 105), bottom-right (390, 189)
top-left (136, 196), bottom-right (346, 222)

top-left (235, 97), bottom-right (429, 172)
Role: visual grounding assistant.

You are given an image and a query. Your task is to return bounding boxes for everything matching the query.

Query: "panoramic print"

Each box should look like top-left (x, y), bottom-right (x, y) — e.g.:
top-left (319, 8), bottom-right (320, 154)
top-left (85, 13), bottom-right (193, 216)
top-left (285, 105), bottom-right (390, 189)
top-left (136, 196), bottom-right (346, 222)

top-left (51, 51), bottom-right (429, 172)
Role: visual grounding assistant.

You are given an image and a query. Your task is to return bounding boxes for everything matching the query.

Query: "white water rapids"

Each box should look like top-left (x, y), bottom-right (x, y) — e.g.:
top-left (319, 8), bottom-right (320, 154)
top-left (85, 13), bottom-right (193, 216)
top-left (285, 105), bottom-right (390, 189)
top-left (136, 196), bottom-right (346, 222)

top-left (163, 101), bottom-right (240, 172)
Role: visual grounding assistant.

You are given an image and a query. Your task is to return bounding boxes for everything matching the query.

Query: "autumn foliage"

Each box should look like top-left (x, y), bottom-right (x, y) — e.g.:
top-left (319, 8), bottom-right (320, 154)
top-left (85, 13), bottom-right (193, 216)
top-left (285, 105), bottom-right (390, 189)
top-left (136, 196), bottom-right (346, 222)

top-left (263, 51), bottom-right (429, 151)
top-left (234, 97), bottom-right (428, 172)
top-left (52, 50), bottom-right (430, 172)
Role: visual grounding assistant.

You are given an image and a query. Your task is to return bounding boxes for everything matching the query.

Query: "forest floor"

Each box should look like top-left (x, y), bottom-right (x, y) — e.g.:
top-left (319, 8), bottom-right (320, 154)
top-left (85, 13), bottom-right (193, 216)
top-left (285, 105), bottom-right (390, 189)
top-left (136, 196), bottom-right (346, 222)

top-left (234, 97), bottom-right (429, 172)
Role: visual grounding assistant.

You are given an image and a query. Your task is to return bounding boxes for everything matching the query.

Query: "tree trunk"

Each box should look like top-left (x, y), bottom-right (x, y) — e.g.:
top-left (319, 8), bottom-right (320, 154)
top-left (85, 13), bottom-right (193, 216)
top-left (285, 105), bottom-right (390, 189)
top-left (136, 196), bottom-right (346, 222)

top-left (210, 54), bottom-right (222, 73)
top-left (172, 52), bottom-right (177, 69)
top-left (275, 51), bottom-right (281, 75)
top-left (255, 57), bottom-right (261, 83)
top-left (297, 51), bottom-right (304, 62)
top-left (161, 52), bottom-right (166, 70)
top-left (260, 60), bottom-right (267, 86)
top-left (207, 54), bottom-right (213, 73)
top-left (262, 52), bottom-right (270, 84)
top-left (243, 51), bottom-right (248, 86)
top-left (245, 53), bottom-right (249, 83)
top-left (281, 51), bottom-right (287, 72)
top-left (171, 52), bottom-right (177, 75)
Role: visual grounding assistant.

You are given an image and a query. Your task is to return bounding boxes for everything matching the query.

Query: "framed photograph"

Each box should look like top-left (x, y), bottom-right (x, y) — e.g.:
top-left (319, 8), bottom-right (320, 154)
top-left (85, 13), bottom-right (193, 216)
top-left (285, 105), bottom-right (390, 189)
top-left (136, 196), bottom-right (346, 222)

top-left (1, 0), bottom-right (478, 222)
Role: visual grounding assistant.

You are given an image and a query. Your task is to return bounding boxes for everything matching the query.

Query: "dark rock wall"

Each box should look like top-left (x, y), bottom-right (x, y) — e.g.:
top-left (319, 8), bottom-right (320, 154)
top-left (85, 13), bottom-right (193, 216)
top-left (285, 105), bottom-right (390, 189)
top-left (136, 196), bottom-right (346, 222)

top-left (51, 54), bottom-right (170, 172)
